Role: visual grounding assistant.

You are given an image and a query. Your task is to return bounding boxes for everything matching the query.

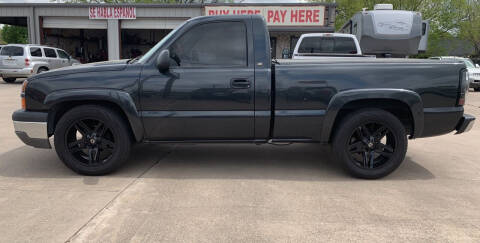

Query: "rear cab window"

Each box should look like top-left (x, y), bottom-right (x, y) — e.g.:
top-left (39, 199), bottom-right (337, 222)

top-left (298, 37), bottom-right (357, 54)
top-left (0, 46), bottom-right (25, 56)
top-left (30, 47), bottom-right (43, 57)
top-left (44, 48), bottom-right (57, 58)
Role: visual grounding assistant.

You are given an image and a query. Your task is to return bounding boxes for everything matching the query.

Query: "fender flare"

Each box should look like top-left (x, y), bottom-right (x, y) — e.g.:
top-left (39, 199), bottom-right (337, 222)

top-left (320, 89), bottom-right (424, 142)
top-left (44, 89), bottom-right (144, 142)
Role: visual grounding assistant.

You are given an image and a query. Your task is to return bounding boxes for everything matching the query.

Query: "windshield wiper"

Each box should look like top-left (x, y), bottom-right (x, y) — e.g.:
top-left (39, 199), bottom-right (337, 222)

top-left (127, 55), bottom-right (143, 64)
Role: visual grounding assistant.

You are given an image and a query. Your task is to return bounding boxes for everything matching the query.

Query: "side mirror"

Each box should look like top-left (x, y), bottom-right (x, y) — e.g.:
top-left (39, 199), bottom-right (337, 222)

top-left (156, 49), bottom-right (170, 73)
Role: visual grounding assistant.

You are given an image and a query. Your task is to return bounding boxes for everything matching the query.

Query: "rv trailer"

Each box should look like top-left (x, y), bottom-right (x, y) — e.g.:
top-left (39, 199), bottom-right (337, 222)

top-left (339, 4), bottom-right (428, 57)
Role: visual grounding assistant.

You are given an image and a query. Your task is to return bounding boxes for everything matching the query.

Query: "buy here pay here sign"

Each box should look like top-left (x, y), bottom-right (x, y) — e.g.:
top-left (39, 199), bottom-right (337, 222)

top-left (205, 6), bottom-right (326, 26)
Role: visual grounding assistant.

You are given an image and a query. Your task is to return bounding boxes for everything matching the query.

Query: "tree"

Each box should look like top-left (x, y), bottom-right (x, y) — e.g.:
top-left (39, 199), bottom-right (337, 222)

top-left (0, 25), bottom-right (28, 44)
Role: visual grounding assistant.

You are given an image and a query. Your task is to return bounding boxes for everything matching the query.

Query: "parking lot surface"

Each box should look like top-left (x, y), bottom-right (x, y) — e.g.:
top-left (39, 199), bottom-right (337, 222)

top-left (0, 81), bottom-right (479, 242)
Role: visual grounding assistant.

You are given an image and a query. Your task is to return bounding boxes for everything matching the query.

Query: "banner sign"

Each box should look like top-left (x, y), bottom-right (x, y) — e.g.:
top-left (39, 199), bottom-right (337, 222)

top-left (205, 6), bottom-right (325, 26)
top-left (89, 7), bottom-right (136, 19)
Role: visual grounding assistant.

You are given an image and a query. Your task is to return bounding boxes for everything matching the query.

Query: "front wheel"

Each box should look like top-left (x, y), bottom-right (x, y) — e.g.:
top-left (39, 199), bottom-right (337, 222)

top-left (3, 78), bottom-right (16, 83)
top-left (54, 105), bottom-right (132, 175)
top-left (332, 109), bottom-right (408, 179)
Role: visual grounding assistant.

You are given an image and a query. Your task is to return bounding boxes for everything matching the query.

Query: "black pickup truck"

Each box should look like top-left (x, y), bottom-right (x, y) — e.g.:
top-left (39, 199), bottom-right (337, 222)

top-left (12, 15), bottom-right (475, 178)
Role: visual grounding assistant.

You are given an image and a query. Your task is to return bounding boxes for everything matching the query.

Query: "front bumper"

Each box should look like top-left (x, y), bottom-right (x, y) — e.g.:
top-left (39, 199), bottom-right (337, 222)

top-left (0, 68), bottom-right (34, 78)
top-left (470, 80), bottom-right (480, 89)
top-left (455, 114), bottom-right (475, 134)
top-left (12, 110), bottom-right (51, 148)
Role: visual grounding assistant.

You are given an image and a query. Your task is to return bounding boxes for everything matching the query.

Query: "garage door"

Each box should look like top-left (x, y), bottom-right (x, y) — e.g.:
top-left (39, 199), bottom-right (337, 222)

top-left (121, 18), bottom-right (188, 29)
top-left (43, 17), bottom-right (107, 29)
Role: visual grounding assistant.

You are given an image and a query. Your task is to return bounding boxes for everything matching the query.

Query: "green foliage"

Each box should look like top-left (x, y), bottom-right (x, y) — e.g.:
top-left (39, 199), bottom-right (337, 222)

top-left (313, 0), bottom-right (480, 57)
top-left (0, 25), bottom-right (28, 44)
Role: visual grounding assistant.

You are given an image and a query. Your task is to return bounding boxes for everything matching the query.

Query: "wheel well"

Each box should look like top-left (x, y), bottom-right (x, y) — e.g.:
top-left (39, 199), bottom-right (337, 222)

top-left (38, 66), bottom-right (48, 70)
top-left (330, 99), bottom-right (414, 142)
top-left (48, 100), bottom-right (135, 141)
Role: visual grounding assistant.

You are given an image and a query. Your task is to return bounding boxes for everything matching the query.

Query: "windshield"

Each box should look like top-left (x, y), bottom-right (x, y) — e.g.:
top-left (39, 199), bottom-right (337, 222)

top-left (138, 22), bottom-right (187, 63)
top-left (463, 59), bottom-right (475, 68)
top-left (298, 37), bottom-right (357, 54)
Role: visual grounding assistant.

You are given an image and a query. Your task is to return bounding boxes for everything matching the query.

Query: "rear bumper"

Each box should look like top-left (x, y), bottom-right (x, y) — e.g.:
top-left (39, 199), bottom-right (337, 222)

top-left (0, 68), bottom-right (34, 78)
top-left (455, 114), bottom-right (475, 134)
top-left (12, 110), bottom-right (51, 149)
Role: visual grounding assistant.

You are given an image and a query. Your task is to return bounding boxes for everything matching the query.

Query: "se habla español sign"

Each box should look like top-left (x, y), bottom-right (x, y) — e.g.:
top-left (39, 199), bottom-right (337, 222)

top-left (205, 6), bottom-right (325, 26)
top-left (89, 7), bottom-right (136, 19)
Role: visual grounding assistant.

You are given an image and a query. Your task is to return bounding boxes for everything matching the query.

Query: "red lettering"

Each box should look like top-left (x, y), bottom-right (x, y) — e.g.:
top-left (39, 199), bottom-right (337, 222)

top-left (208, 10), bottom-right (214, 15)
top-left (305, 10), bottom-right (312, 22)
top-left (255, 10), bottom-right (260, 15)
top-left (280, 10), bottom-right (287, 23)
top-left (290, 10), bottom-right (298, 22)
top-left (273, 11), bottom-right (280, 23)
top-left (313, 10), bottom-right (320, 23)
top-left (267, 10), bottom-right (274, 23)
top-left (90, 8), bottom-right (96, 18)
top-left (299, 10), bottom-right (305, 23)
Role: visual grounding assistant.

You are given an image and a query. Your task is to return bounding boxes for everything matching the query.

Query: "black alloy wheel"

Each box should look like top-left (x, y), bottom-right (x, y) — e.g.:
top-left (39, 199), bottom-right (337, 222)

top-left (347, 123), bottom-right (395, 169)
top-left (65, 118), bottom-right (115, 166)
top-left (332, 109), bottom-right (408, 179)
top-left (54, 105), bottom-right (131, 175)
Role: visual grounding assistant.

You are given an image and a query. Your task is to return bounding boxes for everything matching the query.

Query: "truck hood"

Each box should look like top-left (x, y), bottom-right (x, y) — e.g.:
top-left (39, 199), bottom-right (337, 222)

top-left (29, 59), bottom-right (129, 80)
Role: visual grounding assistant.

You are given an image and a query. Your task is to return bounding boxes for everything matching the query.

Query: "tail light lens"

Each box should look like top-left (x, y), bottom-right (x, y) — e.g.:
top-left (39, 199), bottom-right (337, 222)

top-left (25, 58), bottom-right (30, 67)
top-left (458, 70), bottom-right (468, 106)
top-left (21, 80), bottom-right (28, 110)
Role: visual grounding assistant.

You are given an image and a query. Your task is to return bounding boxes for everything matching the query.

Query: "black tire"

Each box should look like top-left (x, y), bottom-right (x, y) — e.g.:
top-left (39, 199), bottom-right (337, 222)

top-left (3, 78), bottom-right (16, 83)
top-left (37, 67), bottom-right (48, 74)
top-left (474, 88), bottom-right (480, 92)
top-left (332, 109), bottom-right (408, 179)
top-left (54, 105), bottom-right (132, 175)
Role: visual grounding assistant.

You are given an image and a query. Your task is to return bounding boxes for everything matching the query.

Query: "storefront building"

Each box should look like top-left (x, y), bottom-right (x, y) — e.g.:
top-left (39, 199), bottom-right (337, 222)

top-left (0, 3), bottom-right (336, 62)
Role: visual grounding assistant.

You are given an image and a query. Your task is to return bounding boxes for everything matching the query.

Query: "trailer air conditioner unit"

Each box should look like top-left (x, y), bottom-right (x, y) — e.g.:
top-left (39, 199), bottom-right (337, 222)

top-left (374, 4), bottom-right (394, 10)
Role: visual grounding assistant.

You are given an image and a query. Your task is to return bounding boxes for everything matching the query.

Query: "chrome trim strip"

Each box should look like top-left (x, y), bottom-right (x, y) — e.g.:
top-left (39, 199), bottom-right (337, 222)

top-left (13, 121), bottom-right (48, 139)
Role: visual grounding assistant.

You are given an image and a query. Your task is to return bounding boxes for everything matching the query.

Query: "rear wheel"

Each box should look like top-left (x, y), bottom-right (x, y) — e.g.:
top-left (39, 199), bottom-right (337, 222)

top-left (332, 109), bottom-right (408, 179)
top-left (54, 105), bottom-right (131, 175)
top-left (2, 78), bottom-right (16, 83)
top-left (37, 67), bottom-right (48, 74)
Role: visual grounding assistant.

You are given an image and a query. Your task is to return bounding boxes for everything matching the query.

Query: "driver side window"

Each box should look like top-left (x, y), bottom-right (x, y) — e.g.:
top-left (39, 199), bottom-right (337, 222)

top-left (169, 21), bottom-right (247, 67)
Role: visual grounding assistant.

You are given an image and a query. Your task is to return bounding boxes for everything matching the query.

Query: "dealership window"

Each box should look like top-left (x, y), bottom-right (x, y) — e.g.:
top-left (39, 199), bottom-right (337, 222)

top-left (44, 48), bottom-right (57, 58)
top-left (30, 47), bottom-right (43, 57)
top-left (169, 21), bottom-right (247, 67)
top-left (298, 37), bottom-right (357, 54)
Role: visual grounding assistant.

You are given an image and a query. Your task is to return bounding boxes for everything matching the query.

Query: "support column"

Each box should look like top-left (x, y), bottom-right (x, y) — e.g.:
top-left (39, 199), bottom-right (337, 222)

top-left (28, 7), bottom-right (37, 44)
top-left (107, 19), bottom-right (120, 60)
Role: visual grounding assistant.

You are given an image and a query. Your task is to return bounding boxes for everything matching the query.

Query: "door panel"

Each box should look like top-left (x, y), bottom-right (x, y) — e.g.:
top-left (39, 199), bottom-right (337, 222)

top-left (139, 20), bottom-right (255, 141)
top-left (140, 67), bottom-right (254, 140)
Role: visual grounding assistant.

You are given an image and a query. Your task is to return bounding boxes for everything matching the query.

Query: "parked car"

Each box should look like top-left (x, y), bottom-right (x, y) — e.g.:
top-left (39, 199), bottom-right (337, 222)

top-left (0, 44), bottom-right (80, 83)
top-left (292, 33), bottom-right (375, 60)
top-left (430, 56), bottom-right (480, 91)
top-left (12, 15), bottom-right (475, 178)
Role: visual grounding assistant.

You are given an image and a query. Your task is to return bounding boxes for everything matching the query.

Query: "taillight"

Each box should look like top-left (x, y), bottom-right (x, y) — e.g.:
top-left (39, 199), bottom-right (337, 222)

top-left (25, 58), bottom-right (30, 67)
top-left (458, 70), bottom-right (468, 106)
top-left (21, 80), bottom-right (28, 110)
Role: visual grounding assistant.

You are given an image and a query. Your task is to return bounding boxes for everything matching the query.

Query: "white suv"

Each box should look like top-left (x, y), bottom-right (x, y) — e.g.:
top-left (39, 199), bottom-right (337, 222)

top-left (0, 44), bottom-right (80, 83)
